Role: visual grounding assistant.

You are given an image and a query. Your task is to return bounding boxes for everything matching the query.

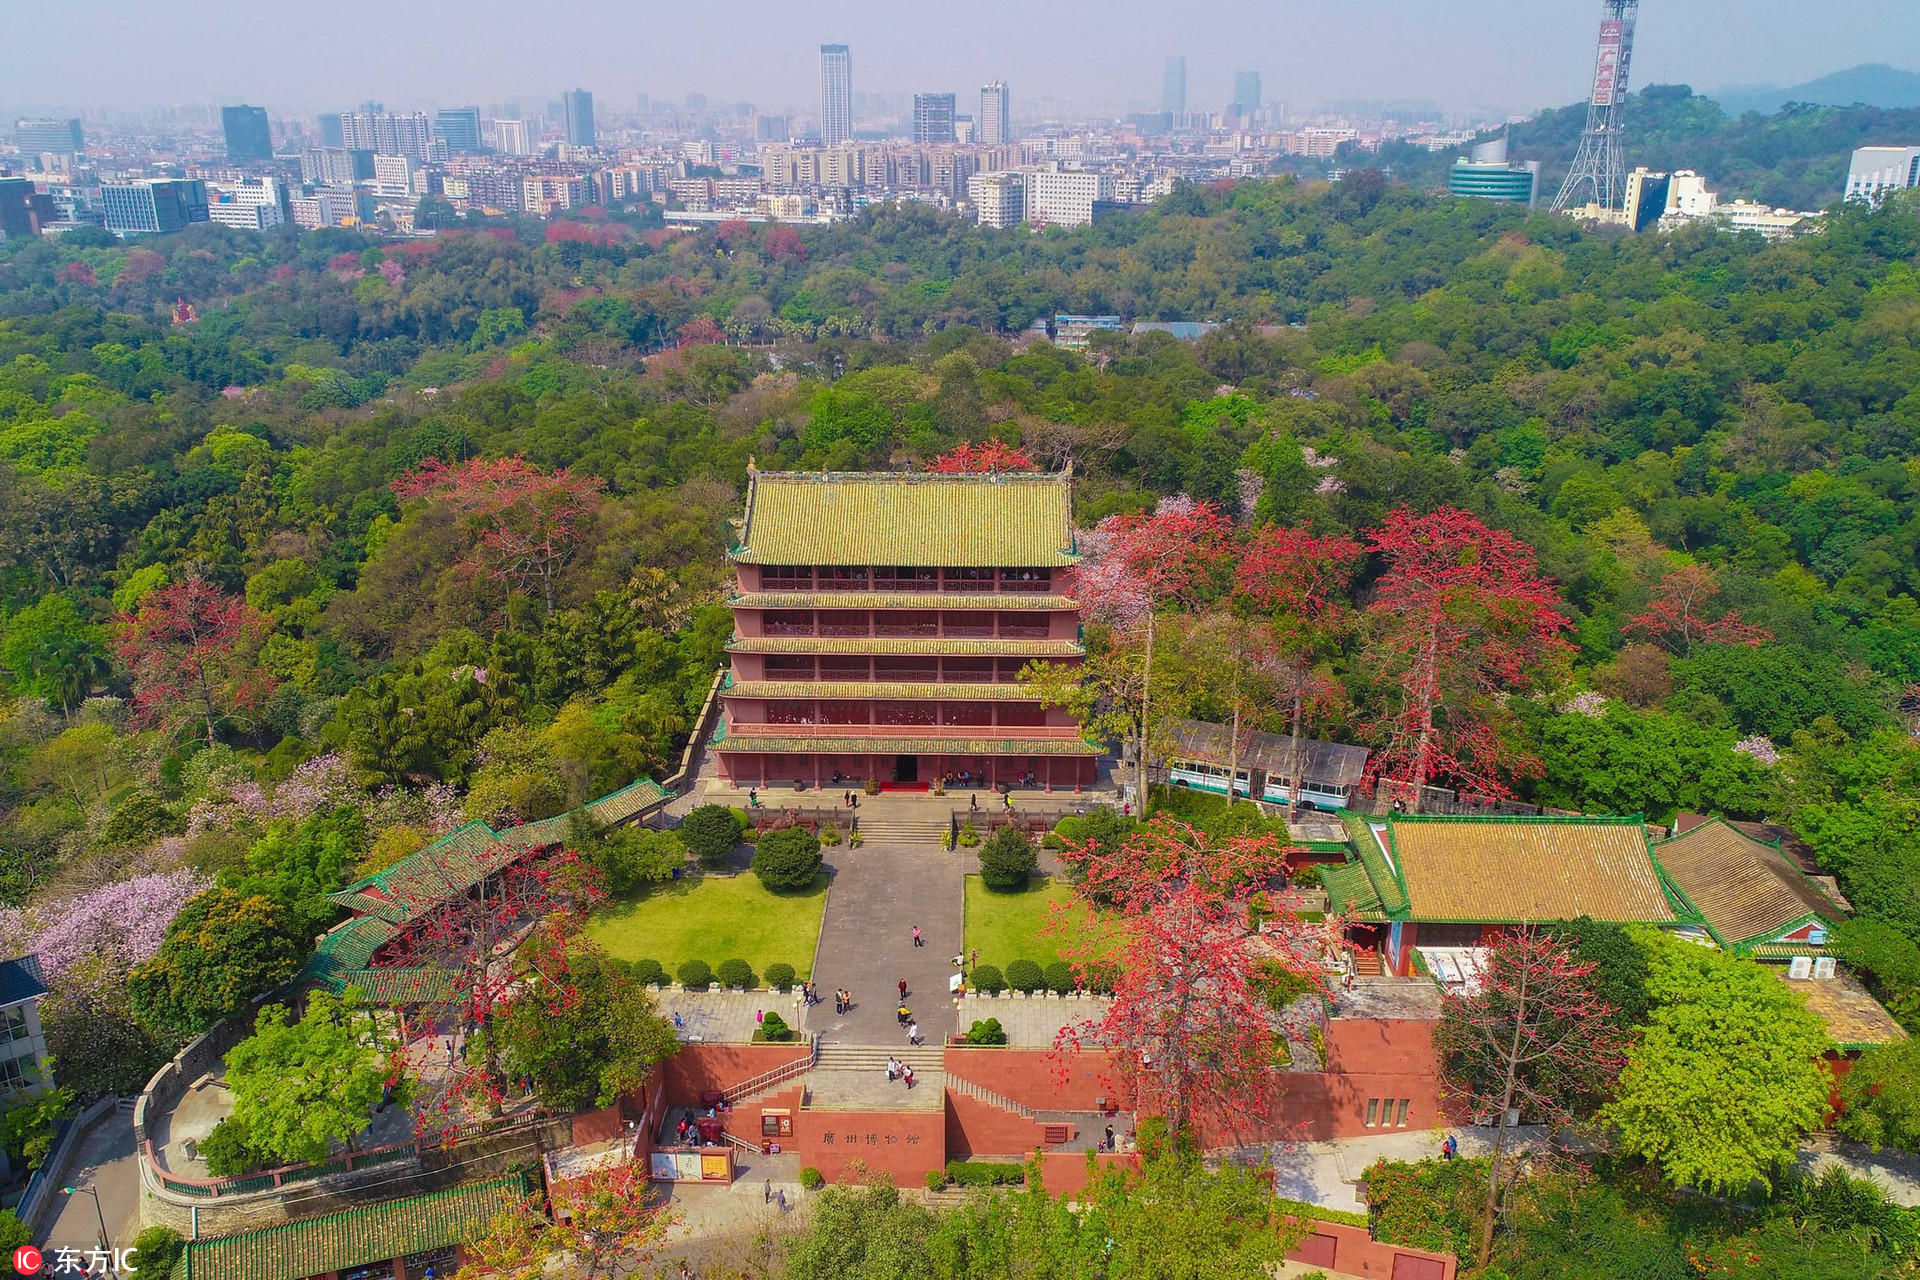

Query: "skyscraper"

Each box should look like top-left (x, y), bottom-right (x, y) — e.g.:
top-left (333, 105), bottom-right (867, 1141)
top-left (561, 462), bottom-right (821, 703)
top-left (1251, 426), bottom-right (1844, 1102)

top-left (493, 119), bottom-right (533, 156)
top-left (221, 105), bottom-right (272, 162)
top-left (562, 89), bottom-right (596, 147)
top-left (318, 113), bottom-right (344, 147)
top-left (980, 81), bottom-right (1010, 146)
top-left (1231, 71), bottom-right (1261, 120)
top-left (434, 107), bottom-right (483, 153)
top-left (1162, 57), bottom-right (1187, 116)
top-left (338, 111), bottom-right (433, 160)
top-left (101, 179), bottom-right (209, 236)
top-left (15, 118), bottom-right (83, 156)
top-left (912, 93), bottom-right (956, 145)
top-left (820, 44), bottom-right (853, 146)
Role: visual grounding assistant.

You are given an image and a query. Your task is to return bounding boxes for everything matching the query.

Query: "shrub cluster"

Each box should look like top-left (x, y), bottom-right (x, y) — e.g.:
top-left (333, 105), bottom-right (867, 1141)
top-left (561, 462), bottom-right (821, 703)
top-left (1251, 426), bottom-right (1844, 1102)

top-left (964, 1017), bottom-right (1007, 1046)
top-left (800, 1166), bottom-right (825, 1189)
top-left (765, 962), bottom-right (797, 991)
top-left (971, 964), bottom-right (1006, 994)
top-left (716, 957), bottom-right (756, 989)
top-left (758, 1010), bottom-right (793, 1041)
top-left (945, 1160), bottom-right (1026, 1187)
top-left (1005, 959), bottom-right (1045, 993)
top-left (979, 825), bottom-right (1037, 890)
top-left (752, 825), bottom-right (823, 891)
top-left (1044, 961), bottom-right (1075, 994)
top-left (676, 958), bottom-right (713, 990)
top-left (680, 804), bottom-right (743, 864)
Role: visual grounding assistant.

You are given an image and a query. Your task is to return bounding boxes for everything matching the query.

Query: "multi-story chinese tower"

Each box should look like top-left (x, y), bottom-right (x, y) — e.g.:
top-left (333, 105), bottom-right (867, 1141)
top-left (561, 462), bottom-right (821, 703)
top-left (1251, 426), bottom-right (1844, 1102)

top-left (713, 467), bottom-right (1099, 792)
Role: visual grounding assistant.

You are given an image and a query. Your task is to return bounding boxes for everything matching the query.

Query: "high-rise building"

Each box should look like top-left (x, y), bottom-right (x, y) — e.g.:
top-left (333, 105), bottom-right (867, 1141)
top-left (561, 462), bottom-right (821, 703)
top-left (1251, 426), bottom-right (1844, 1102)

top-left (15, 118), bottom-right (83, 157)
top-left (980, 82), bottom-right (1010, 146)
top-left (221, 105), bottom-right (273, 162)
top-left (1162, 57), bottom-right (1187, 116)
top-left (1447, 135), bottom-right (1540, 207)
top-left (206, 177), bottom-right (285, 230)
top-left (912, 93), bottom-right (956, 145)
top-left (1231, 71), bottom-right (1261, 120)
top-left (1845, 145), bottom-right (1920, 203)
top-left (755, 114), bottom-right (790, 143)
top-left (300, 148), bottom-right (374, 185)
top-left (493, 120), bottom-right (532, 156)
top-left (101, 179), bottom-right (209, 236)
top-left (434, 107), bottom-right (483, 153)
top-left (338, 111), bottom-right (433, 160)
top-left (318, 113), bottom-right (345, 147)
top-left (562, 89), bottom-right (596, 147)
top-left (820, 44), bottom-right (854, 146)
top-left (1027, 167), bottom-right (1109, 228)
top-left (0, 178), bottom-right (56, 240)
top-left (968, 170), bottom-right (1024, 229)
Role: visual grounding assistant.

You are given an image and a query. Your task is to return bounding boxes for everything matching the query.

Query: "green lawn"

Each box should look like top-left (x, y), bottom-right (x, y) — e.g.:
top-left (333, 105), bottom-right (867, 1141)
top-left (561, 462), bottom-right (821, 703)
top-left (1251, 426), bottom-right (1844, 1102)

top-left (963, 874), bottom-right (1083, 970)
top-left (587, 872), bottom-right (828, 979)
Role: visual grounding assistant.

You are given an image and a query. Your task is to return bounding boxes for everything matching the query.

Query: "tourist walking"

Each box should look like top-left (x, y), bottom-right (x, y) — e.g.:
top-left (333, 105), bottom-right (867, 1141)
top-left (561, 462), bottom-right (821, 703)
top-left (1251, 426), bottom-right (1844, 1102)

top-left (903, 1064), bottom-right (916, 1090)
top-left (907, 1020), bottom-right (920, 1046)
top-left (897, 1002), bottom-right (911, 1027)
top-left (886, 1055), bottom-right (900, 1082)
top-left (970, 793), bottom-right (978, 812)
top-left (912, 925), bottom-right (923, 947)
top-left (899, 977), bottom-right (909, 1001)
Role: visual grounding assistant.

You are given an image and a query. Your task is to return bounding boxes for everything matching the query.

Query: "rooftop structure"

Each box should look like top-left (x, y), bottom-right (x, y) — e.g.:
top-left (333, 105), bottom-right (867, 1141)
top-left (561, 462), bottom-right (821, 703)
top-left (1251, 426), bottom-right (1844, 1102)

top-left (716, 468), bottom-right (1097, 792)
top-left (1784, 968), bottom-right (1908, 1051)
top-left (1654, 816), bottom-right (1842, 954)
top-left (1448, 135), bottom-right (1540, 206)
top-left (1161, 716), bottom-right (1369, 810)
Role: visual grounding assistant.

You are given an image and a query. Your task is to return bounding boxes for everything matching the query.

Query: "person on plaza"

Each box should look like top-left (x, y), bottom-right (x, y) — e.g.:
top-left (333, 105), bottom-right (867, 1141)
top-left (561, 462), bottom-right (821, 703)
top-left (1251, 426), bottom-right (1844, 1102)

top-left (899, 977), bottom-right (909, 1001)
top-left (886, 1055), bottom-right (900, 1081)
top-left (747, 787), bottom-right (758, 808)
top-left (912, 925), bottom-right (923, 947)
top-left (907, 1020), bottom-right (920, 1046)
top-left (903, 1064), bottom-right (916, 1090)
top-left (1442, 1133), bottom-right (1459, 1161)
top-left (777, 1188), bottom-right (788, 1212)
top-left (970, 947), bottom-right (979, 971)
top-left (897, 1002), bottom-right (911, 1027)
top-left (970, 793), bottom-right (979, 812)
top-left (765, 1177), bottom-right (772, 1204)
top-left (1104, 1124), bottom-right (1115, 1152)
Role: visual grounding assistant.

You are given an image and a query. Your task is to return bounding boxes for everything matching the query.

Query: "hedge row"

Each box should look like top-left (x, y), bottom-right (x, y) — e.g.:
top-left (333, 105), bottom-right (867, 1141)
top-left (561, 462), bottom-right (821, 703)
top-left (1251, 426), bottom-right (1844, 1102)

top-left (612, 957), bottom-right (799, 991)
top-left (969, 960), bottom-right (1115, 996)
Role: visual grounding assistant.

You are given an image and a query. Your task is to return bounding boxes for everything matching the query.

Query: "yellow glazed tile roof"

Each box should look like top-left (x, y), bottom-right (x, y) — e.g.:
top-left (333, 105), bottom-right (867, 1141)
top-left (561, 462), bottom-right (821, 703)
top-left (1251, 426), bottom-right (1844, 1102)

top-left (1385, 815), bottom-right (1676, 925)
top-left (1654, 817), bottom-right (1839, 948)
top-left (727, 681), bottom-right (1041, 700)
top-left (716, 733), bottom-right (1100, 756)
top-left (732, 470), bottom-right (1078, 567)
top-left (731, 591), bottom-right (1078, 610)
top-left (729, 636), bottom-right (1082, 657)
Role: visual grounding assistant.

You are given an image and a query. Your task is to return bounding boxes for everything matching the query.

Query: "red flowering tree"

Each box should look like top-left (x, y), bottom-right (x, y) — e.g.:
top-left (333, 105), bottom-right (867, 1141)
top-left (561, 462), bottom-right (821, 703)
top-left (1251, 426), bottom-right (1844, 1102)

top-left (765, 224), bottom-right (806, 262)
top-left (116, 575), bottom-right (275, 745)
top-left (1432, 929), bottom-right (1625, 1261)
top-left (926, 441), bottom-right (1038, 474)
top-left (57, 261), bottom-right (96, 286)
top-left (393, 456), bottom-right (605, 616)
top-left (458, 1158), bottom-right (672, 1280)
top-left (374, 848), bottom-right (605, 1140)
top-left (1070, 497), bottom-right (1235, 804)
top-left (1360, 508), bottom-right (1571, 810)
top-left (676, 315), bottom-right (724, 346)
top-left (1236, 526), bottom-right (1365, 807)
top-left (1623, 562), bottom-right (1771, 655)
top-left (1051, 817), bottom-right (1337, 1144)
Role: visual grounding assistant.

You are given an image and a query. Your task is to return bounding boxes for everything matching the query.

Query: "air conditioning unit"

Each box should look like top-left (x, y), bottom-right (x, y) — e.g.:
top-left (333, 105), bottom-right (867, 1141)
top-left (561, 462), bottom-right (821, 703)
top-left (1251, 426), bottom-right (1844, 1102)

top-left (1813, 957), bottom-right (1837, 980)
top-left (1788, 956), bottom-right (1814, 980)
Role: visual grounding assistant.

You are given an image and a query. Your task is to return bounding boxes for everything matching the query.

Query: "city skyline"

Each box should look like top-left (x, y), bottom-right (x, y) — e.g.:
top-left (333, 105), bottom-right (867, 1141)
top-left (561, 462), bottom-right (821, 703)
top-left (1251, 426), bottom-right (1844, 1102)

top-left (9, 0), bottom-right (1920, 120)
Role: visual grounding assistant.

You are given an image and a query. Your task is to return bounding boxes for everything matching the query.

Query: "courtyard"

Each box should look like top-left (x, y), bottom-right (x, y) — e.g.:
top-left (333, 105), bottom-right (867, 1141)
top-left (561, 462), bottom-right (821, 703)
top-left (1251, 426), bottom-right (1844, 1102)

top-left (586, 868), bottom-right (829, 981)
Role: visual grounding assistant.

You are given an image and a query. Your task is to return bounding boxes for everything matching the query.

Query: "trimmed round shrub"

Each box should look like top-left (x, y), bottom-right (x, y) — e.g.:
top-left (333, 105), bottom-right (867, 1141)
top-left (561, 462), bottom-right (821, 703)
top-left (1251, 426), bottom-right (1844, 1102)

top-left (1006, 959), bottom-right (1045, 993)
top-left (1044, 961), bottom-right (1075, 994)
top-left (680, 804), bottom-right (742, 864)
top-left (801, 1166), bottom-right (825, 1190)
top-left (979, 825), bottom-right (1038, 891)
top-left (957, 823), bottom-right (981, 847)
top-left (759, 1010), bottom-right (792, 1041)
top-left (925, 1168), bottom-right (947, 1191)
top-left (765, 962), bottom-right (797, 991)
top-left (972, 964), bottom-right (1006, 995)
top-left (819, 824), bottom-right (842, 846)
top-left (752, 825), bottom-right (823, 891)
top-left (965, 1017), bottom-right (1007, 1046)
top-left (717, 958), bottom-right (756, 989)
top-left (676, 958), bottom-right (713, 990)
top-left (629, 958), bottom-right (668, 988)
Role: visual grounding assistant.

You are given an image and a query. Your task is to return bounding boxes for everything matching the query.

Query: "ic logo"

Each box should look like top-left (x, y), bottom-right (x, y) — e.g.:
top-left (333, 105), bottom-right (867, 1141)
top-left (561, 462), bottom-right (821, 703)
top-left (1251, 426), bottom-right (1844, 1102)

top-left (12, 1244), bottom-right (43, 1275)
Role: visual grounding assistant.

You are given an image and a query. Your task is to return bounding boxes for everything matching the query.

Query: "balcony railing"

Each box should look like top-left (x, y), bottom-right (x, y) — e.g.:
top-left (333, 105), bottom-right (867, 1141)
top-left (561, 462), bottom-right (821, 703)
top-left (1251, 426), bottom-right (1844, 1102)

top-left (736, 723), bottom-right (1083, 740)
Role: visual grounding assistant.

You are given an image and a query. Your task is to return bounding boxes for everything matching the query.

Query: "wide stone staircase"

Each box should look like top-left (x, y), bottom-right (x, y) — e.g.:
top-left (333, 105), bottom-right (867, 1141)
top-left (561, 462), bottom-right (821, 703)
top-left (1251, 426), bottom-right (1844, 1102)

top-left (801, 1043), bottom-right (947, 1111)
top-left (851, 815), bottom-right (950, 845)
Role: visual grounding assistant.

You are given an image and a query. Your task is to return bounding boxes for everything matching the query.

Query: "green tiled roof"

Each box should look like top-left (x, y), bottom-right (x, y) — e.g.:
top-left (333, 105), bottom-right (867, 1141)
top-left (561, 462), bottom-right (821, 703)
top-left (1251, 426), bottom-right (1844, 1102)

top-left (586, 777), bottom-right (670, 824)
top-left (729, 636), bottom-right (1083, 657)
top-left (732, 470), bottom-right (1078, 567)
top-left (335, 967), bottom-right (462, 1005)
top-left (305, 917), bottom-right (399, 992)
top-left (1320, 861), bottom-right (1387, 921)
top-left (180, 1176), bottom-right (527, 1280)
top-left (732, 591), bottom-right (1078, 610)
top-left (1343, 812), bottom-right (1410, 916)
top-left (727, 681), bottom-right (1041, 701)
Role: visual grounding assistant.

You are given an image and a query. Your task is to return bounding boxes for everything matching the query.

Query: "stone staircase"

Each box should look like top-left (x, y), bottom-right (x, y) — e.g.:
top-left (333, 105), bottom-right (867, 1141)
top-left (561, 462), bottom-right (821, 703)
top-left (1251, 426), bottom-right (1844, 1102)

top-left (851, 816), bottom-right (950, 845)
top-left (802, 1044), bottom-right (948, 1111)
top-left (946, 1073), bottom-right (1035, 1119)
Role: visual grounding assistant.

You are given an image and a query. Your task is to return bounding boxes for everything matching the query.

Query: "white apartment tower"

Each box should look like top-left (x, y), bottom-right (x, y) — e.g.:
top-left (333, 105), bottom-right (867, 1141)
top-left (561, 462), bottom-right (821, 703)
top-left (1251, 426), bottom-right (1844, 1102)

top-left (1026, 167), bottom-right (1108, 228)
top-left (821, 44), bottom-right (854, 147)
top-left (968, 170), bottom-right (1024, 229)
top-left (980, 81), bottom-right (1010, 146)
top-left (1845, 146), bottom-right (1920, 204)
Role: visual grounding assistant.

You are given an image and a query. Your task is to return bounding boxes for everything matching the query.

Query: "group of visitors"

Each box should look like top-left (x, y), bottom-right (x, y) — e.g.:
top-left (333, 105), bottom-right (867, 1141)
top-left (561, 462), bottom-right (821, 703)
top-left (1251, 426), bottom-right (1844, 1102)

top-left (885, 1056), bottom-right (917, 1089)
top-left (833, 987), bottom-right (854, 1013)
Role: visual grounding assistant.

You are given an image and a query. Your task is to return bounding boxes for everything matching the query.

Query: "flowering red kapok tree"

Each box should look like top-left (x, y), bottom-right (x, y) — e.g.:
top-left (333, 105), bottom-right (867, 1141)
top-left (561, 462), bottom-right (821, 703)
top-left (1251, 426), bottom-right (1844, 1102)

top-left (1432, 929), bottom-right (1625, 1262)
top-left (1361, 508), bottom-right (1571, 810)
top-left (1236, 526), bottom-right (1365, 807)
top-left (394, 456), bottom-right (605, 616)
top-left (1051, 817), bottom-right (1337, 1144)
top-left (926, 440), bottom-right (1038, 474)
top-left (460, 1158), bottom-right (674, 1280)
top-left (1623, 562), bottom-right (1772, 655)
top-left (374, 848), bottom-right (605, 1141)
top-left (116, 575), bottom-right (275, 745)
top-left (1073, 497), bottom-right (1235, 803)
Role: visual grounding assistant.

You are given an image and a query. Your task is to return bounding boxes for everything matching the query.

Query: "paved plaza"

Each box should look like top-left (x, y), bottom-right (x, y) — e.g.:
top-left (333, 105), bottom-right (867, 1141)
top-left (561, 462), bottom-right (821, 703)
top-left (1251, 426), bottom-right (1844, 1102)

top-left (807, 840), bottom-right (967, 1044)
top-left (954, 993), bottom-right (1110, 1047)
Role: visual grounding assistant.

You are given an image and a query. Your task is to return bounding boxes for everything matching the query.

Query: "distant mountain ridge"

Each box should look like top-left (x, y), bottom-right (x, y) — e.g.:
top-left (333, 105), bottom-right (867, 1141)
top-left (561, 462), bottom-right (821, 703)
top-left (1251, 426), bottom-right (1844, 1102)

top-left (1360, 83), bottom-right (1920, 211)
top-left (1713, 64), bottom-right (1920, 118)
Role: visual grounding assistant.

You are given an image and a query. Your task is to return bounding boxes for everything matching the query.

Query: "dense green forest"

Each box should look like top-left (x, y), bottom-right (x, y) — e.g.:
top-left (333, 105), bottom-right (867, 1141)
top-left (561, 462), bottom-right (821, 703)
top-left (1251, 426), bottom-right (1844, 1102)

top-left (1370, 83), bottom-right (1920, 209)
top-left (1, 174), bottom-right (1919, 1178)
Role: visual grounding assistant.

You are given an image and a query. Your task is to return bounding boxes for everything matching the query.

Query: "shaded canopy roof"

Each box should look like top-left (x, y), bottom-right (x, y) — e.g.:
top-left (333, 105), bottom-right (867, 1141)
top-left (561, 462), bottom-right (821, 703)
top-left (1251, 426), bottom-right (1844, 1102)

top-left (0, 954), bottom-right (47, 1007)
top-left (732, 470), bottom-right (1078, 567)
top-left (1381, 815), bottom-right (1679, 925)
top-left (180, 1176), bottom-right (525, 1280)
top-left (1163, 717), bottom-right (1370, 788)
top-left (1655, 816), bottom-right (1841, 948)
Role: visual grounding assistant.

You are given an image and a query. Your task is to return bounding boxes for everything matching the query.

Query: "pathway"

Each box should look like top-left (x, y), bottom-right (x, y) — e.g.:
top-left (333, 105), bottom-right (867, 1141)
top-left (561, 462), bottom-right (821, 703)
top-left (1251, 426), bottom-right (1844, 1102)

top-left (808, 841), bottom-right (965, 1045)
top-left (38, 1107), bottom-right (139, 1257)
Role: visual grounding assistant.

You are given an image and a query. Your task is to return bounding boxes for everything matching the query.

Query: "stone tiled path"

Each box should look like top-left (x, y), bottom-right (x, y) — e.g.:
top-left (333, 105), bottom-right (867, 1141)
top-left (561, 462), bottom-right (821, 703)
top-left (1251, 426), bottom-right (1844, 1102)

top-left (657, 988), bottom-right (813, 1044)
top-left (955, 993), bottom-right (1111, 1048)
top-left (809, 841), bottom-right (966, 1044)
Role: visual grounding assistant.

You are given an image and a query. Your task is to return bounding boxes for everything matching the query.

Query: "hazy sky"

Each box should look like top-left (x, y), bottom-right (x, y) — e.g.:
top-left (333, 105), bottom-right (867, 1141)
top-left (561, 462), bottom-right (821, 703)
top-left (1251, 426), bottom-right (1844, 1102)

top-left (9, 0), bottom-right (1918, 119)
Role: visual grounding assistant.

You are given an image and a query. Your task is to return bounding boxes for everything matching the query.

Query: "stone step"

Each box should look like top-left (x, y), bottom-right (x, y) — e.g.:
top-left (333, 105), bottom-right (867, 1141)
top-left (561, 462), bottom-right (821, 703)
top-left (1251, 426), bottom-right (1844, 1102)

top-left (815, 1045), bottom-right (943, 1071)
top-left (803, 1066), bottom-right (947, 1111)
